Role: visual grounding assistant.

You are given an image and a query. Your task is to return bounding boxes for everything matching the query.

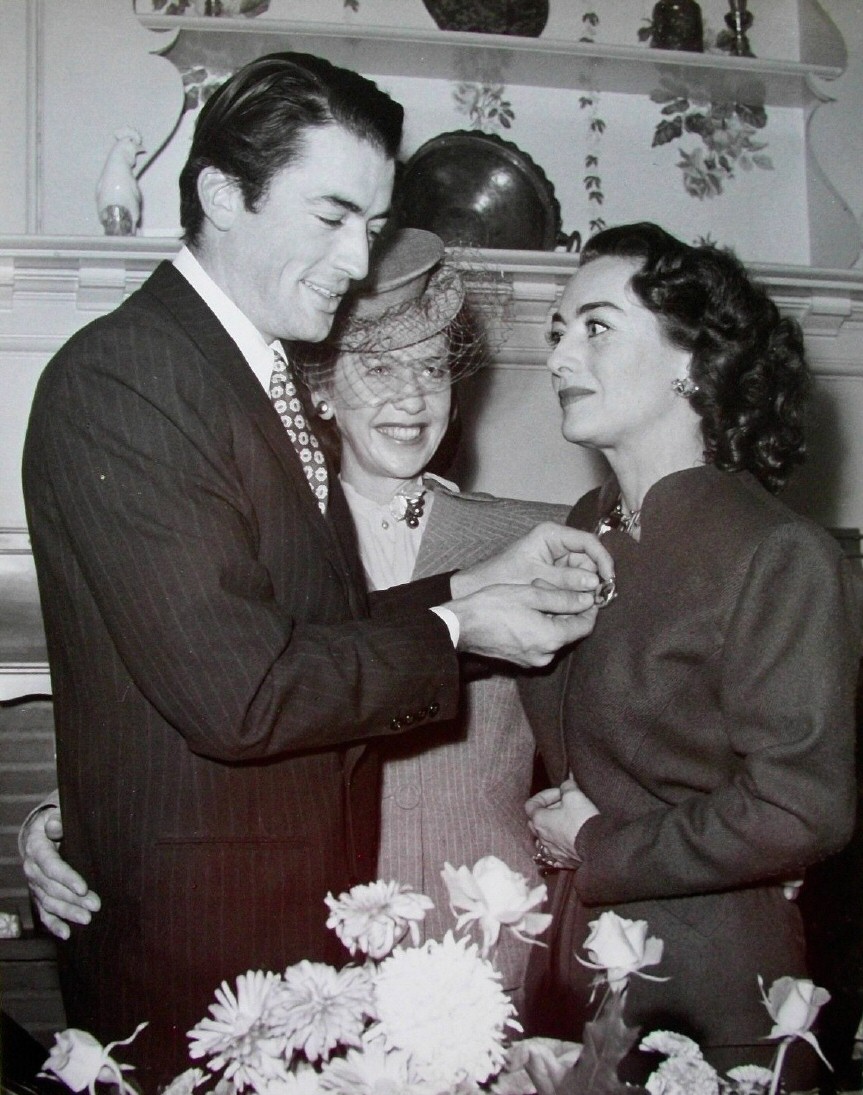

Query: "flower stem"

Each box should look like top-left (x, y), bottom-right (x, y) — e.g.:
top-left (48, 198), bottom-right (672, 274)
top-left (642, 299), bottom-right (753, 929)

top-left (768, 1038), bottom-right (790, 1095)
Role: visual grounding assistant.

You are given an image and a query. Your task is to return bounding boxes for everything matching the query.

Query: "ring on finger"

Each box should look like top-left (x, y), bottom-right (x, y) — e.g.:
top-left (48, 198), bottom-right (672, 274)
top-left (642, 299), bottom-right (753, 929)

top-left (532, 839), bottom-right (558, 870)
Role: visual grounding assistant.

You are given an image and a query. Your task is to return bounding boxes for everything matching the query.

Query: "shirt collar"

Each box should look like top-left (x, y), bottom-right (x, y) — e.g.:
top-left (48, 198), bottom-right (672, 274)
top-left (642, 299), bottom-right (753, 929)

top-left (173, 245), bottom-right (279, 391)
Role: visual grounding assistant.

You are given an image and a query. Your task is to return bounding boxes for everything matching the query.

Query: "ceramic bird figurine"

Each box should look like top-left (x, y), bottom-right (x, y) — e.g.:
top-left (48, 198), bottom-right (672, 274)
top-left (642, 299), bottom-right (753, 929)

top-left (95, 127), bottom-right (145, 236)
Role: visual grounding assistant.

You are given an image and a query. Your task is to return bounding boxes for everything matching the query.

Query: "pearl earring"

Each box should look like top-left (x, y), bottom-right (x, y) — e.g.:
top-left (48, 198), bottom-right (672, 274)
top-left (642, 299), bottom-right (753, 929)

top-left (315, 400), bottom-right (330, 417)
top-left (671, 377), bottom-right (699, 398)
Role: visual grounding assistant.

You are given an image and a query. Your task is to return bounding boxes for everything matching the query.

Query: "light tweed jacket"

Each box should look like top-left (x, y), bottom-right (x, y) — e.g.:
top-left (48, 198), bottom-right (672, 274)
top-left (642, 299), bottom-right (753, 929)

top-left (376, 481), bottom-right (570, 996)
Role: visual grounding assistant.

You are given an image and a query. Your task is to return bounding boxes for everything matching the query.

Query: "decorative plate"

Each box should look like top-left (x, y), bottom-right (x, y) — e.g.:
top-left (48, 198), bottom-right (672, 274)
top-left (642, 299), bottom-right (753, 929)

top-left (394, 131), bottom-right (563, 251)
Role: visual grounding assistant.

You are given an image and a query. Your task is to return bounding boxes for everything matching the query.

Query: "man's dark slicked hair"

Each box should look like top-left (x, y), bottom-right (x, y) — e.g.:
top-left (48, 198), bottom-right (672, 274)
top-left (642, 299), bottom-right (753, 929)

top-left (179, 52), bottom-right (404, 247)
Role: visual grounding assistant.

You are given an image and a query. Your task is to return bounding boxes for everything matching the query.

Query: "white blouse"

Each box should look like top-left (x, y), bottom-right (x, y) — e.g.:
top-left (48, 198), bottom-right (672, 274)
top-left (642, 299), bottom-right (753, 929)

top-left (340, 478), bottom-right (436, 591)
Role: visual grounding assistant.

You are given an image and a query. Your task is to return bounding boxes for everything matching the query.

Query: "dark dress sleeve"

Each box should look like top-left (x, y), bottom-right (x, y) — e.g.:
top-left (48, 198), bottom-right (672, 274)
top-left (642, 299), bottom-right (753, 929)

top-left (574, 521), bottom-right (860, 904)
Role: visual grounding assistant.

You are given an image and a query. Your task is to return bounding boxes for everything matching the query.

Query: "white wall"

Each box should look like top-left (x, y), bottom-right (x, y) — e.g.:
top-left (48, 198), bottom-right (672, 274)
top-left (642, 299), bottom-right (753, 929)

top-left (1, 0), bottom-right (862, 535)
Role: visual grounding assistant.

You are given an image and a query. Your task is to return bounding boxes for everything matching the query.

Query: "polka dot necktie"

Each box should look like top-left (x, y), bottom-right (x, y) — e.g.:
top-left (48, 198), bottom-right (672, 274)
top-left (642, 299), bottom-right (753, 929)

top-left (269, 347), bottom-right (328, 514)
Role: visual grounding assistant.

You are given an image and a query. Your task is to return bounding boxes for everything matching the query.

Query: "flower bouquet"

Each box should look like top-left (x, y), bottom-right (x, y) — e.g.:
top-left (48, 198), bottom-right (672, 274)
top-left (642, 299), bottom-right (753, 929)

top-left (39, 859), bottom-right (833, 1095)
top-left (40, 856), bottom-right (577, 1095)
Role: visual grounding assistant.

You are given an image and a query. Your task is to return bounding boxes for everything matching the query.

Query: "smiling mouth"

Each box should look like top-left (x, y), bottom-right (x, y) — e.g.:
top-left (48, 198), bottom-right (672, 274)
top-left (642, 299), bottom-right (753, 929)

top-left (377, 424), bottom-right (425, 443)
top-left (558, 386), bottom-right (593, 408)
top-left (302, 279), bottom-right (344, 305)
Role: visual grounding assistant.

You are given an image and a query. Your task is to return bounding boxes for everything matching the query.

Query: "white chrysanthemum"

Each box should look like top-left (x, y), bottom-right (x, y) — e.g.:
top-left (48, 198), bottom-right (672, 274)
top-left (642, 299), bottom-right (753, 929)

top-left (645, 1054), bottom-right (720, 1095)
top-left (325, 881), bottom-right (434, 959)
top-left (640, 1030), bottom-right (703, 1060)
top-left (373, 931), bottom-right (516, 1087)
top-left (441, 858), bottom-right (551, 957)
top-left (318, 1043), bottom-right (423, 1094)
top-left (187, 970), bottom-right (291, 1092)
top-left (725, 1064), bottom-right (773, 1094)
top-left (272, 961), bottom-right (373, 1062)
top-left (258, 1061), bottom-right (326, 1094)
top-left (160, 1068), bottom-right (207, 1095)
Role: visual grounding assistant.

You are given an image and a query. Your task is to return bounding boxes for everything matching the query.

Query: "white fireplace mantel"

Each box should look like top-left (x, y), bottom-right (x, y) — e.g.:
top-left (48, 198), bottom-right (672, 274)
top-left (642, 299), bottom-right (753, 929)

top-left (2, 236), bottom-right (863, 371)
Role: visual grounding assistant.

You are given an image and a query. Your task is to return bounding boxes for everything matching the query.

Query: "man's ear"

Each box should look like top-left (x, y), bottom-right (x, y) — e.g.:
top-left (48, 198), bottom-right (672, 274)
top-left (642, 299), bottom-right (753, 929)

top-left (197, 167), bottom-right (242, 232)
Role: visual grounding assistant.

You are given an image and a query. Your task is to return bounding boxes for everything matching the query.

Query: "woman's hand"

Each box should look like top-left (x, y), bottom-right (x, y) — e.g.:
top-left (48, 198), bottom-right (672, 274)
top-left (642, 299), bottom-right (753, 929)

top-left (525, 777), bottom-right (599, 870)
top-left (20, 806), bottom-right (100, 939)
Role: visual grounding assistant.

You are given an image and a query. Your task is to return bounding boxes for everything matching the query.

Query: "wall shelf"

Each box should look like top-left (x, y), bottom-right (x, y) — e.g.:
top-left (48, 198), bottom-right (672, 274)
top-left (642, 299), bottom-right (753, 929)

top-left (138, 16), bottom-right (843, 107)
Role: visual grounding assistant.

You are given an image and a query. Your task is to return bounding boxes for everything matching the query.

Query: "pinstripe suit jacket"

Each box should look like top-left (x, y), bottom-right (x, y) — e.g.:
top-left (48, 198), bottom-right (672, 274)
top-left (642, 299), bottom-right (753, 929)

top-left (22, 262), bottom-right (461, 1087)
top-left (377, 483), bottom-right (569, 996)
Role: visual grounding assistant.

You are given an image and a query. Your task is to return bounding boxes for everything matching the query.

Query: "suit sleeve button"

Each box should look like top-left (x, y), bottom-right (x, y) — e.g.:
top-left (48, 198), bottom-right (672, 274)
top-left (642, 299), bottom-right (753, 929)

top-left (402, 713), bottom-right (414, 726)
top-left (390, 717), bottom-right (402, 731)
top-left (428, 701), bottom-right (440, 717)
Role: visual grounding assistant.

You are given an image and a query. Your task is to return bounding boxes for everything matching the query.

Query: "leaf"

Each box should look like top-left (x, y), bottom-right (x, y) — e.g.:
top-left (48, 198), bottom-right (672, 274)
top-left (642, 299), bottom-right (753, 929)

top-left (591, 119), bottom-right (606, 134)
top-left (580, 96), bottom-right (594, 109)
top-left (637, 26), bottom-right (652, 42)
top-left (752, 153), bottom-right (773, 170)
top-left (500, 116), bottom-right (512, 129)
top-left (736, 102), bottom-right (768, 128)
top-left (585, 154), bottom-right (599, 168)
top-left (555, 1003), bottom-right (648, 1095)
top-left (685, 112), bottom-right (714, 138)
top-left (583, 12), bottom-right (599, 27)
top-left (588, 193), bottom-right (604, 205)
top-left (652, 117), bottom-right (683, 147)
top-left (584, 175), bottom-right (601, 188)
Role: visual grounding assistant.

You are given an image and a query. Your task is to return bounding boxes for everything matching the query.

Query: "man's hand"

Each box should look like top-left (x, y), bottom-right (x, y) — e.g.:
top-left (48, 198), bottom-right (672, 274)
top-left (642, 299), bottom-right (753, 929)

top-left (443, 523), bottom-right (614, 667)
top-left (445, 583), bottom-right (600, 667)
top-left (450, 522), bottom-right (614, 600)
top-left (21, 806), bottom-right (100, 939)
top-left (525, 777), bottom-right (599, 869)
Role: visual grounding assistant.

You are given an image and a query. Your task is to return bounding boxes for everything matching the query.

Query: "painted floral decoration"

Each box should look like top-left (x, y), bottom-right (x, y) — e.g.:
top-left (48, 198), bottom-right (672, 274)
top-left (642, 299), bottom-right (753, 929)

top-left (650, 78), bottom-right (773, 199)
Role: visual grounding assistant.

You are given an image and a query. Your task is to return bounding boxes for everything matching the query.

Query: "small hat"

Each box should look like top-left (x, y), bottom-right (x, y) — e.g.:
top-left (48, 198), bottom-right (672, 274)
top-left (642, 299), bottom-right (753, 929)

top-left (327, 228), bottom-right (465, 353)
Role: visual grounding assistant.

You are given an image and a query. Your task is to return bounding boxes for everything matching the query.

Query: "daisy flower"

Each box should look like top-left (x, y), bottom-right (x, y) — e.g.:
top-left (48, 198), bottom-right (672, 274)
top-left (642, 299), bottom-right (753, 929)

top-left (258, 1061), bottom-right (326, 1094)
top-left (160, 1069), bottom-right (207, 1095)
top-left (373, 931), bottom-right (517, 1088)
top-left (273, 961), bottom-right (373, 1062)
top-left (187, 970), bottom-right (290, 1091)
top-left (325, 880), bottom-right (434, 959)
top-left (318, 1043), bottom-right (422, 1094)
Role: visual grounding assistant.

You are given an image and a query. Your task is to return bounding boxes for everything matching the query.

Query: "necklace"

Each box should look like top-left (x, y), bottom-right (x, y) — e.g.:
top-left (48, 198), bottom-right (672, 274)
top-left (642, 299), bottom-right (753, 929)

top-left (389, 485), bottom-right (427, 529)
top-left (596, 497), bottom-right (641, 539)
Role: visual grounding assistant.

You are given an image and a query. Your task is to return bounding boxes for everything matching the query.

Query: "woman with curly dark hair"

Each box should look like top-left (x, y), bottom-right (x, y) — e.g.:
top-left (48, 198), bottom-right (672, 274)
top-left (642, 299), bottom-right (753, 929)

top-left (521, 222), bottom-right (861, 1085)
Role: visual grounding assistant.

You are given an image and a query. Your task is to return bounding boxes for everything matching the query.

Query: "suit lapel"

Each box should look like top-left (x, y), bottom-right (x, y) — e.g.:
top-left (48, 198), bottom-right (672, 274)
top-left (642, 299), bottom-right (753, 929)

top-left (142, 263), bottom-right (363, 613)
top-left (413, 485), bottom-right (493, 577)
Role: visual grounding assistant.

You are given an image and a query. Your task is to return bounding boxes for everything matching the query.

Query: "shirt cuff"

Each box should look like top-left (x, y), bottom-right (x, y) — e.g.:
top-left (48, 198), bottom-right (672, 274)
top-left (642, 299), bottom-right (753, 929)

top-left (430, 605), bottom-right (460, 647)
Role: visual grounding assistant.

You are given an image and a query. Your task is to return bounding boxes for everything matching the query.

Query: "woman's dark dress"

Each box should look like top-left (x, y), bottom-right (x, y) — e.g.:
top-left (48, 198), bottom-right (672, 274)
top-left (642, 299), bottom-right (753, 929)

top-left (520, 465), bottom-right (861, 1079)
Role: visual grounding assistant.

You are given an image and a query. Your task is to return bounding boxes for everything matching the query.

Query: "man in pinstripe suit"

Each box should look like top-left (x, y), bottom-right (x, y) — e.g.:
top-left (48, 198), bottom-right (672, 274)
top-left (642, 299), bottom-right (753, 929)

top-left (22, 53), bottom-right (611, 1085)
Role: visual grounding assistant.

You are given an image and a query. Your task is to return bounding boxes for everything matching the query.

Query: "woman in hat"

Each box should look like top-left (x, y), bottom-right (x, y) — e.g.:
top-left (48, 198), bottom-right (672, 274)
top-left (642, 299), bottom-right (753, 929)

top-left (520, 222), bottom-right (861, 1084)
top-left (20, 228), bottom-right (567, 1010)
top-left (299, 227), bottom-right (567, 1003)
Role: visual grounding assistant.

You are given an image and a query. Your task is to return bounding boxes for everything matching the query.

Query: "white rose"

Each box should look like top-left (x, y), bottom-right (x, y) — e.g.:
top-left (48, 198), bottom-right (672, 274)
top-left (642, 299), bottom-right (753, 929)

top-left (39, 1023), bottom-right (146, 1094)
top-left (760, 976), bottom-right (831, 1038)
top-left (580, 911), bottom-right (664, 991)
top-left (442, 856), bottom-right (551, 956)
top-left (40, 1030), bottom-right (117, 1092)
